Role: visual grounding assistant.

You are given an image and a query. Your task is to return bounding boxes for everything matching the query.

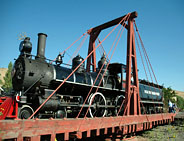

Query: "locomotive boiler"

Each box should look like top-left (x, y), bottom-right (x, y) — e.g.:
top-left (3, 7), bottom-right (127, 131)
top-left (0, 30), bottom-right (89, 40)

top-left (12, 33), bottom-right (163, 119)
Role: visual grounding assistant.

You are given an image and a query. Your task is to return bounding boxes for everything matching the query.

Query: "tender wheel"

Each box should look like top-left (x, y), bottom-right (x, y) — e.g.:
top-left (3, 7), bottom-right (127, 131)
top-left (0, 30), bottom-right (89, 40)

top-left (115, 95), bottom-right (125, 116)
top-left (18, 105), bottom-right (34, 119)
top-left (88, 92), bottom-right (107, 118)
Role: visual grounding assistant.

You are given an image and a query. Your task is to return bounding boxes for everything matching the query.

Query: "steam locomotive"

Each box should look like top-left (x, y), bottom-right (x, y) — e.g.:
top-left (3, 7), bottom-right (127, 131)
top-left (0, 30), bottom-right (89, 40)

top-left (12, 33), bottom-right (163, 119)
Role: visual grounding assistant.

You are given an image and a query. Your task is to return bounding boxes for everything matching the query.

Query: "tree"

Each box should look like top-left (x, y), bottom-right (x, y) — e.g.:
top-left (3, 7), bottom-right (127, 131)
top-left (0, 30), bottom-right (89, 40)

top-left (176, 95), bottom-right (184, 111)
top-left (163, 87), bottom-right (176, 111)
top-left (1, 62), bottom-right (13, 92)
top-left (0, 74), bottom-right (3, 85)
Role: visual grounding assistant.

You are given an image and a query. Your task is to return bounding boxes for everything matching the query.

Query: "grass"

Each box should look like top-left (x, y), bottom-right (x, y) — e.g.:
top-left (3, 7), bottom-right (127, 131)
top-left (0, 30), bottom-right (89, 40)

top-left (139, 120), bottom-right (184, 141)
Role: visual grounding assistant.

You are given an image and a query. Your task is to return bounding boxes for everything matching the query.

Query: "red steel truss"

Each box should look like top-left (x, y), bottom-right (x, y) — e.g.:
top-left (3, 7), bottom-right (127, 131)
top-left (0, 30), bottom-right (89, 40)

top-left (86, 11), bottom-right (141, 116)
top-left (125, 15), bottom-right (141, 116)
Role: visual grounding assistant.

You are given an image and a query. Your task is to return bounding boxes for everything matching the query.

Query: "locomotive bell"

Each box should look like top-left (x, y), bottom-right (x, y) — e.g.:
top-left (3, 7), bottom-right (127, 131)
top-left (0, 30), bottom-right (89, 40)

top-left (72, 55), bottom-right (85, 73)
top-left (98, 53), bottom-right (109, 75)
top-left (19, 37), bottom-right (32, 55)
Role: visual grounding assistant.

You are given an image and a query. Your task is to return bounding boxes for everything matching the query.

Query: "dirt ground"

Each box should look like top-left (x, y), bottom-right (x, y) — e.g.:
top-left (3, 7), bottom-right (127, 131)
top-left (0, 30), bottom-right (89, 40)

top-left (129, 120), bottom-right (184, 141)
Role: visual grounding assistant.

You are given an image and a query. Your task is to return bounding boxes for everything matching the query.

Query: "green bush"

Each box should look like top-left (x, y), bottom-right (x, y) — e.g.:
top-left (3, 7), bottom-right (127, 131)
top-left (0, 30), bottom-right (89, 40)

top-left (163, 87), bottom-right (176, 110)
top-left (176, 95), bottom-right (184, 111)
top-left (1, 62), bottom-right (13, 93)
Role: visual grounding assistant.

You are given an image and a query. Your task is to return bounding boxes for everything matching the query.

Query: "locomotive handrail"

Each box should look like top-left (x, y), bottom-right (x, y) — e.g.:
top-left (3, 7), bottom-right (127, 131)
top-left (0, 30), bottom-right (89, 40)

top-left (20, 52), bottom-right (72, 66)
top-left (55, 79), bottom-right (125, 92)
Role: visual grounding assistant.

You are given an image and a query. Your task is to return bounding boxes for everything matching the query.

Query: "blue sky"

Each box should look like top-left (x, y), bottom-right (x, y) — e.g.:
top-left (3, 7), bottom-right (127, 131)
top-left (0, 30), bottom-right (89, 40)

top-left (0, 0), bottom-right (184, 91)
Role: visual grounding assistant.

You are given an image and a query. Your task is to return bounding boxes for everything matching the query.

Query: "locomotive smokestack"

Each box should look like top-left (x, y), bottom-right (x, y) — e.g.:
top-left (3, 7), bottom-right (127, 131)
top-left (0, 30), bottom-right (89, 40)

top-left (36, 33), bottom-right (47, 60)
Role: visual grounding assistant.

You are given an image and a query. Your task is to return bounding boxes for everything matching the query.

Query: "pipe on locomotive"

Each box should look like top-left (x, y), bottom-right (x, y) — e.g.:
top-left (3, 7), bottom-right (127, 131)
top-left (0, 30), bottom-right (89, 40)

top-left (36, 33), bottom-right (47, 60)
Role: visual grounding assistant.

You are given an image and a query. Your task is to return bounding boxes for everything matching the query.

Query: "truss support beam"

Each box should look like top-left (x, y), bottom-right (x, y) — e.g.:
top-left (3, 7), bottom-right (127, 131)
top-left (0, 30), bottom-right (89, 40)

top-left (125, 18), bottom-right (141, 116)
top-left (87, 30), bottom-right (101, 72)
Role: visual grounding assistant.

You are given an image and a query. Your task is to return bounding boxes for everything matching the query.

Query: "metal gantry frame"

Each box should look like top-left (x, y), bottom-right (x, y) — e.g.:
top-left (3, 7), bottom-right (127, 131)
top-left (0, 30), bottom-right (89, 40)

top-left (86, 11), bottom-right (141, 116)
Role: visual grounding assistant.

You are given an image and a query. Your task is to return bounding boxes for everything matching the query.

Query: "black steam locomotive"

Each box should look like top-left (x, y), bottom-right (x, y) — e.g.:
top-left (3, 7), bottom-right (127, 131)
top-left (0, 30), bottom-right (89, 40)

top-left (12, 33), bottom-right (163, 119)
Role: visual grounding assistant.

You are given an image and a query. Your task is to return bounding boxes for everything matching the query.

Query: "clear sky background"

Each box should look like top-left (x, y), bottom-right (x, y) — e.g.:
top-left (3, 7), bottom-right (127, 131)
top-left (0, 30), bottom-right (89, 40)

top-left (0, 0), bottom-right (183, 91)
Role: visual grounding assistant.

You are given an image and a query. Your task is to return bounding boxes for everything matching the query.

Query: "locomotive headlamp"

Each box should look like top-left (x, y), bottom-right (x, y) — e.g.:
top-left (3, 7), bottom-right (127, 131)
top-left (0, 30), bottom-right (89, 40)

top-left (19, 37), bottom-right (32, 55)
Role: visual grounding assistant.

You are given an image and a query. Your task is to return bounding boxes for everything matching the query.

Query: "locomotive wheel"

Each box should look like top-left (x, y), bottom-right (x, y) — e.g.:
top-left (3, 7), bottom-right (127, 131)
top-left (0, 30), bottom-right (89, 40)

top-left (115, 95), bottom-right (125, 116)
top-left (88, 92), bottom-right (107, 118)
top-left (18, 105), bottom-right (34, 119)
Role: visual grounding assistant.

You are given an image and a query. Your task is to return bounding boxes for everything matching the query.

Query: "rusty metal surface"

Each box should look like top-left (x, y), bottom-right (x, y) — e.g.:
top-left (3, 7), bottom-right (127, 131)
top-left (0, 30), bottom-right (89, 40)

top-left (0, 113), bottom-right (175, 140)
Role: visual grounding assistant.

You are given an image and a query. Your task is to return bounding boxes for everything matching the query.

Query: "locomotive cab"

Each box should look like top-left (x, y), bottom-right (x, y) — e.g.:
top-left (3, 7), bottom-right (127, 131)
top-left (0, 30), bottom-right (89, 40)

top-left (108, 63), bottom-right (126, 90)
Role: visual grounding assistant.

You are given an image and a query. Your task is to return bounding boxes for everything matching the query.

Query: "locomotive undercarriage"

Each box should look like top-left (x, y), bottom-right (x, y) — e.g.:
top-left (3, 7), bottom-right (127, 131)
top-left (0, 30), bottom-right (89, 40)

top-left (18, 91), bottom-right (163, 119)
top-left (18, 81), bottom-right (126, 119)
top-left (19, 97), bottom-right (163, 119)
